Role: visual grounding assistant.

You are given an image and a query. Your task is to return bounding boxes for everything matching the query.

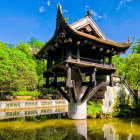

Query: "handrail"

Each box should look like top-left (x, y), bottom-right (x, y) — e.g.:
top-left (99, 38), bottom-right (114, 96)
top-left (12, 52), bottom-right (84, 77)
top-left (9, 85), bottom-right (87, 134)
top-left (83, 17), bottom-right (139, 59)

top-left (122, 78), bottom-right (135, 98)
top-left (71, 55), bottom-right (111, 65)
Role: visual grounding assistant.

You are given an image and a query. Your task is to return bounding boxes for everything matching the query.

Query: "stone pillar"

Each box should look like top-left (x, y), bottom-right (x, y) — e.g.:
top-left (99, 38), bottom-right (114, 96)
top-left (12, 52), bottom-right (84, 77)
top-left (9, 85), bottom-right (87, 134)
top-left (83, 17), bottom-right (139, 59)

top-left (68, 70), bottom-right (87, 119)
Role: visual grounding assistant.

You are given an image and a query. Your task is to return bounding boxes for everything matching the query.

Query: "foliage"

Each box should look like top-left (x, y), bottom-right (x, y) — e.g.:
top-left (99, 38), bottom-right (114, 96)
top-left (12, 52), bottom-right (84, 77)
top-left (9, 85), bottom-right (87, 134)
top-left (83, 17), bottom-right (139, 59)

top-left (12, 90), bottom-right (40, 96)
top-left (112, 39), bottom-right (140, 90)
top-left (87, 101), bottom-right (102, 118)
top-left (0, 41), bottom-right (38, 92)
top-left (64, 17), bottom-right (69, 24)
top-left (27, 37), bottom-right (45, 49)
top-left (113, 88), bottom-right (140, 117)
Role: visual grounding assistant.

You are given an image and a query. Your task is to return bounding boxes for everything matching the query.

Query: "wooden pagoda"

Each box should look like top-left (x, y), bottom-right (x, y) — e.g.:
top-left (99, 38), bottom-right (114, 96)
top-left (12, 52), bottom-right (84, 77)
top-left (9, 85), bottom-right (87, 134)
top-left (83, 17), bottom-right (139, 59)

top-left (35, 4), bottom-right (134, 119)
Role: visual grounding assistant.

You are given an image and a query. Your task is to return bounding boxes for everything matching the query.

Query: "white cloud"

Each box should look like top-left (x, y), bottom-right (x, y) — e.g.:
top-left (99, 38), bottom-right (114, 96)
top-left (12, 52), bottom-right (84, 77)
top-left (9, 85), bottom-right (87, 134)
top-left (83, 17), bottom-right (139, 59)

top-left (116, 0), bottom-right (132, 10)
top-left (85, 5), bottom-right (103, 20)
top-left (91, 10), bottom-right (102, 20)
top-left (63, 9), bottom-right (68, 13)
top-left (47, 1), bottom-right (50, 6)
top-left (39, 6), bottom-right (45, 13)
top-left (85, 5), bottom-right (89, 9)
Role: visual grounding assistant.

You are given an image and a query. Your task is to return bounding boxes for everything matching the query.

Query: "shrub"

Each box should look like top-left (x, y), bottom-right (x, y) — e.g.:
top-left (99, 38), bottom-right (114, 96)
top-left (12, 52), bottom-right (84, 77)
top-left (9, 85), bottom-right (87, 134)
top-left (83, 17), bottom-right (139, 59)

top-left (87, 101), bottom-right (102, 118)
top-left (12, 90), bottom-right (40, 98)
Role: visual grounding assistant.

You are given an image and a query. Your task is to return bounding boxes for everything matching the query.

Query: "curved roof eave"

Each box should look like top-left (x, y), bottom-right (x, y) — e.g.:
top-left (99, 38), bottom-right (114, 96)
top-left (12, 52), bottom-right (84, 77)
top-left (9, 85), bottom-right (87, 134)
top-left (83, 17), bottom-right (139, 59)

top-left (36, 3), bottom-right (135, 58)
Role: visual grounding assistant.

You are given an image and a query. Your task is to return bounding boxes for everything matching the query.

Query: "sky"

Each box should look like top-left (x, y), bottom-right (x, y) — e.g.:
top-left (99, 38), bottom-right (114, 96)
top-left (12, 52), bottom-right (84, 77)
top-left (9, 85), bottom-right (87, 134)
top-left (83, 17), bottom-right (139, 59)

top-left (0, 0), bottom-right (140, 54)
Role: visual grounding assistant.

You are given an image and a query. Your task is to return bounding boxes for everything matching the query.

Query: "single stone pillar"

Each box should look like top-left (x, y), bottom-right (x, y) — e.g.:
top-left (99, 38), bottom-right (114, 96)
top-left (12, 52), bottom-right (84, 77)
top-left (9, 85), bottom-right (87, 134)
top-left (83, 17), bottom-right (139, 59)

top-left (68, 70), bottom-right (87, 119)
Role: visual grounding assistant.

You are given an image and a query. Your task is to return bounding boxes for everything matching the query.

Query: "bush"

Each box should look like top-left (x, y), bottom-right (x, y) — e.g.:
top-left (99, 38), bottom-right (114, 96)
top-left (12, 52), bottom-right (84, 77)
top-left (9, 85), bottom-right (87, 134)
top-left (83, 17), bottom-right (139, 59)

top-left (87, 101), bottom-right (102, 118)
top-left (12, 90), bottom-right (40, 99)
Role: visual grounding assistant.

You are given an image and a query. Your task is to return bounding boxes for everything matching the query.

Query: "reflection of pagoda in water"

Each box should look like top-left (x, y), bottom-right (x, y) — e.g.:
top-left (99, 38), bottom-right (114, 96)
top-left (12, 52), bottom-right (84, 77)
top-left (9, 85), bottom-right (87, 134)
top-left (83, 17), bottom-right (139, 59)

top-left (35, 4), bottom-right (134, 119)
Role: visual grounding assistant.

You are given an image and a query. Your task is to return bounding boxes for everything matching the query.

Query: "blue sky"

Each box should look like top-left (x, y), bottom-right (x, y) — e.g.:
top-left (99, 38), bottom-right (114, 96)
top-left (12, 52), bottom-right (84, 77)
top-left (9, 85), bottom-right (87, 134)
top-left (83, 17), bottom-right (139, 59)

top-left (0, 0), bottom-right (140, 54)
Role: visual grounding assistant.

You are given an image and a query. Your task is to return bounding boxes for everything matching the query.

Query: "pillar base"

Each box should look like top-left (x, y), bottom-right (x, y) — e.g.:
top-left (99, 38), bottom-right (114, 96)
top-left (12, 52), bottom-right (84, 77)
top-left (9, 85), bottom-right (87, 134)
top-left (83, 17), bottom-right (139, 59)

top-left (68, 101), bottom-right (87, 119)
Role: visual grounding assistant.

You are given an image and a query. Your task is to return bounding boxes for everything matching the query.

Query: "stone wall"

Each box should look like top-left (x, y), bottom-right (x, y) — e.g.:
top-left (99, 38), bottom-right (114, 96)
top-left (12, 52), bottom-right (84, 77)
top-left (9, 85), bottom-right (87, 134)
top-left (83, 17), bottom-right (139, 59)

top-left (102, 76), bottom-right (132, 113)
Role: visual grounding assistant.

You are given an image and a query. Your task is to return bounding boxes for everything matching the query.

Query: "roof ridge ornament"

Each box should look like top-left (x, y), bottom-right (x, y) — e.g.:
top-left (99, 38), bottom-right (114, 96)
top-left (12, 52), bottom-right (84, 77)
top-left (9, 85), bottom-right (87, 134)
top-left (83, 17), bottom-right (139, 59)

top-left (123, 35), bottom-right (135, 45)
top-left (57, 3), bottom-right (62, 14)
top-left (87, 10), bottom-right (91, 17)
top-left (128, 35), bottom-right (135, 43)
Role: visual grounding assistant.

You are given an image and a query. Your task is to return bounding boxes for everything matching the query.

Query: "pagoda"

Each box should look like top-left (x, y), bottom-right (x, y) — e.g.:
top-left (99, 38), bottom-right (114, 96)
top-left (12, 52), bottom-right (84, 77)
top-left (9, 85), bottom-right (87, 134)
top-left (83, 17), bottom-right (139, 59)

top-left (35, 4), bottom-right (134, 119)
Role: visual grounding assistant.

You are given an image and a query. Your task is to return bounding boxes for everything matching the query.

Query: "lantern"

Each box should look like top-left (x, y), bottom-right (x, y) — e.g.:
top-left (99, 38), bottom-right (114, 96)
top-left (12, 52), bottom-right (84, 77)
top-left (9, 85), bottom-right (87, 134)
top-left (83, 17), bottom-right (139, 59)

top-left (92, 45), bottom-right (96, 50)
top-left (51, 47), bottom-right (55, 51)
top-left (77, 41), bottom-right (81, 45)
top-left (64, 39), bottom-right (68, 43)
top-left (106, 49), bottom-right (110, 53)
top-left (55, 43), bottom-right (59, 48)
top-left (68, 38), bottom-right (72, 43)
top-left (99, 48), bottom-right (103, 52)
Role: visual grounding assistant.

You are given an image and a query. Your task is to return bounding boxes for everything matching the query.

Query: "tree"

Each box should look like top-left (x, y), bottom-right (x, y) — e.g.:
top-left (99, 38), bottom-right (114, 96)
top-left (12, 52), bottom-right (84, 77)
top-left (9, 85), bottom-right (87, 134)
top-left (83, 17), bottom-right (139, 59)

top-left (112, 39), bottom-right (140, 90)
top-left (0, 41), bottom-right (38, 91)
top-left (27, 37), bottom-right (45, 49)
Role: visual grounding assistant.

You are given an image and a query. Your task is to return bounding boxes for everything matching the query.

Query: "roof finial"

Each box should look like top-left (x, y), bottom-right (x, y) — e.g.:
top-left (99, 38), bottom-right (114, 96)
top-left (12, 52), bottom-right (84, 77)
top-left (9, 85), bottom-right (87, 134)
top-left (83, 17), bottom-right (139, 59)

top-left (87, 10), bottom-right (91, 17)
top-left (57, 3), bottom-right (62, 14)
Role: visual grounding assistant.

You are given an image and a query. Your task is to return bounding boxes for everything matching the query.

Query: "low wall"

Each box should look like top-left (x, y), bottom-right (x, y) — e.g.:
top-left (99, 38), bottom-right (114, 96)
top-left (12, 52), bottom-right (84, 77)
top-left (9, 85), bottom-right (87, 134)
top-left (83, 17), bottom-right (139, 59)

top-left (0, 106), bottom-right (68, 119)
top-left (0, 100), bottom-right (68, 110)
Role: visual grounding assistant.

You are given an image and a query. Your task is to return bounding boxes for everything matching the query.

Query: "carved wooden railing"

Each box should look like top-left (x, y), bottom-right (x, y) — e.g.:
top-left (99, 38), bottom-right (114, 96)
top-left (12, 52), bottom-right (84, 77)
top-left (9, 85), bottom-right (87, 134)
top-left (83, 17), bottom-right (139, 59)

top-left (71, 55), bottom-right (110, 66)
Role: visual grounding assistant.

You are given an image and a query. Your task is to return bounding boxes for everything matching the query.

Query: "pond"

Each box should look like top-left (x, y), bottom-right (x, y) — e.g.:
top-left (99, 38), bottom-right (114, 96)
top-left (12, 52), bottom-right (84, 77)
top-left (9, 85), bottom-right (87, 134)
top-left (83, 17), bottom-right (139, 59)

top-left (0, 108), bottom-right (140, 140)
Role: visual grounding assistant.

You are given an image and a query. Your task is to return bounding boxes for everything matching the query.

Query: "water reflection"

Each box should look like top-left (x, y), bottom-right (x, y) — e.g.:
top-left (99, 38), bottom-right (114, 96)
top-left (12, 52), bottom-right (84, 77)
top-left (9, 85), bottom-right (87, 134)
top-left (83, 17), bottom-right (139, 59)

top-left (0, 106), bottom-right (68, 119)
top-left (0, 115), bottom-right (140, 139)
top-left (103, 124), bottom-right (115, 140)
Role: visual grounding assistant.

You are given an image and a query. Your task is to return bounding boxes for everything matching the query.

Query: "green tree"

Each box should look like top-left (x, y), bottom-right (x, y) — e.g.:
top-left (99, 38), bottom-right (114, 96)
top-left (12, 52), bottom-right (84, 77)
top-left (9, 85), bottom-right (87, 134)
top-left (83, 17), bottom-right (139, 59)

top-left (0, 41), bottom-right (38, 91)
top-left (27, 37), bottom-right (45, 49)
top-left (112, 39), bottom-right (140, 91)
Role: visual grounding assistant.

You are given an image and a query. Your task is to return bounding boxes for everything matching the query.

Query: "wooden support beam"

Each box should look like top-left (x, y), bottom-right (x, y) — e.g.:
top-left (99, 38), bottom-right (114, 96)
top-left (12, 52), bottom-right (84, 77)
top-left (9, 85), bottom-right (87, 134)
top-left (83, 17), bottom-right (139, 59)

top-left (54, 72), bottom-right (57, 88)
top-left (62, 47), bottom-right (64, 61)
top-left (46, 76), bottom-right (49, 88)
top-left (90, 68), bottom-right (97, 87)
top-left (67, 47), bottom-right (71, 61)
top-left (110, 73), bottom-right (114, 87)
top-left (80, 83), bottom-right (92, 103)
top-left (109, 55), bottom-right (112, 67)
top-left (70, 80), bottom-right (77, 103)
top-left (86, 82), bottom-right (109, 102)
top-left (66, 63), bottom-right (72, 87)
top-left (56, 83), bottom-right (70, 102)
top-left (103, 56), bottom-right (106, 66)
top-left (47, 57), bottom-right (50, 69)
top-left (43, 82), bottom-right (66, 88)
top-left (76, 47), bottom-right (80, 62)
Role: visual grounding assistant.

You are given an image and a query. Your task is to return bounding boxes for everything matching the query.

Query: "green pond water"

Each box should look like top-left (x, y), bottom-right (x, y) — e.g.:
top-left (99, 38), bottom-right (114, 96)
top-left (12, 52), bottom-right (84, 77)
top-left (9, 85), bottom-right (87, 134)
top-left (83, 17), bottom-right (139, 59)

top-left (0, 115), bottom-right (140, 140)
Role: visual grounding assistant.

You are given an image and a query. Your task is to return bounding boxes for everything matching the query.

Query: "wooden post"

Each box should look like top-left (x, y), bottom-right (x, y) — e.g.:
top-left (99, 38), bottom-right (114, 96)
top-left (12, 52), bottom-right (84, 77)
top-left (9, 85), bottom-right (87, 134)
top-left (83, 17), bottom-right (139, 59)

top-left (76, 46), bottom-right (80, 62)
top-left (47, 57), bottom-right (50, 69)
top-left (66, 63), bottom-right (72, 87)
top-left (50, 57), bottom-right (52, 68)
top-left (109, 55), bottom-right (112, 67)
top-left (54, 72), bottom-right (57, 88)
top-left (67, 47), bottom-right (72, 61)
top-left (62, 48), bottom-right (64, 61)
top-left (110, 73), bottom-right (114, 87)
top-left (46, 75), bottom-right (49, 88)
top-left (103, 56), bottom-right (106, 66)
top-left (90, 68), bottom-right (97, 87)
